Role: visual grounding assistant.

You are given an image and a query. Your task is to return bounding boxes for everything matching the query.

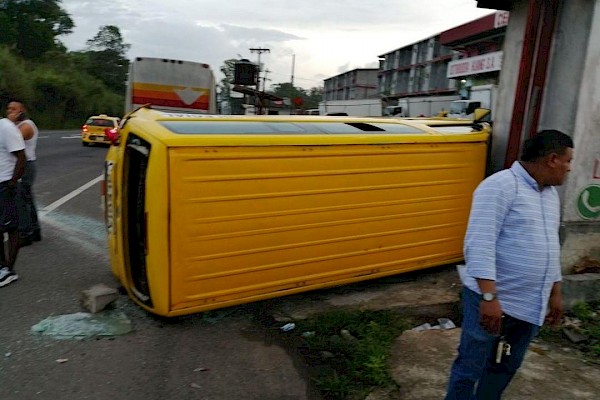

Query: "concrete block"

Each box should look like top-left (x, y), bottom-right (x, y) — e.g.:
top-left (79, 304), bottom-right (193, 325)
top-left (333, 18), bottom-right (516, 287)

top-left (561, 273), bottom-right (600, 310)
top-left (81, 283), bottom-right (119, 313)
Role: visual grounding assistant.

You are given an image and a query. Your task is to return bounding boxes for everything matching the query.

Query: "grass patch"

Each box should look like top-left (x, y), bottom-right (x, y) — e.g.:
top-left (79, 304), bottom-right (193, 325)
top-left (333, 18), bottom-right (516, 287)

top-left (289, 300), bottom-right (599, 399)
top-left (538, 301), bottom-right (600, 361)
top-left (293, 309), bottom-right (412, 399)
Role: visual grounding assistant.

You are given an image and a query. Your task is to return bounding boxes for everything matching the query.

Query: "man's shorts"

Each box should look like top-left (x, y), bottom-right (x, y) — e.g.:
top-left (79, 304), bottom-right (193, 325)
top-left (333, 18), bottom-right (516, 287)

top-left (0, 182), bottom-right (18, 233)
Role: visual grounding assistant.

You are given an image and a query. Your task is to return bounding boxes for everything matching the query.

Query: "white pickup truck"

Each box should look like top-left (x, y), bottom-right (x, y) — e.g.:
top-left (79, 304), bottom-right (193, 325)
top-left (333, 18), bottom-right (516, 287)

top-left (448, 84), bottom-right (497, 119)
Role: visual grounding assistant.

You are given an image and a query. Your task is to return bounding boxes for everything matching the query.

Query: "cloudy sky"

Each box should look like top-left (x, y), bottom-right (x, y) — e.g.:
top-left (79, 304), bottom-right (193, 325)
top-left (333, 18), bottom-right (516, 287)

top-left (59, 0), bottom-right (494, 90)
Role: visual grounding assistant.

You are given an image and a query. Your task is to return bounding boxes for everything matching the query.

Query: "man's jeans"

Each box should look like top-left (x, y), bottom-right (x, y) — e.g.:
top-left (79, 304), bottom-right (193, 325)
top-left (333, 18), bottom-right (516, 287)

top-left (444, 287), bottom-right (540, 400)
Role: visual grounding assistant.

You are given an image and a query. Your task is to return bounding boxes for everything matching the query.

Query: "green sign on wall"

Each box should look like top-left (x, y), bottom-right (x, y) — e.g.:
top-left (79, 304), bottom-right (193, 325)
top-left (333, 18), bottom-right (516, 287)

top-left (577, 184), bottom-right (600, 220)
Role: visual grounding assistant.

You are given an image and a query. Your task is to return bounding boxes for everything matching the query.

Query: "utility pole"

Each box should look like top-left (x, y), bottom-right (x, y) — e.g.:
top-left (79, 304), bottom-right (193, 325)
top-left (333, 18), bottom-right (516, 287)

top-left (290, 54), bottom-right (295, 114)
top-left (263, 69), bottom-right (271, 92)
top-left (250, 47), bottom-right (270, 114)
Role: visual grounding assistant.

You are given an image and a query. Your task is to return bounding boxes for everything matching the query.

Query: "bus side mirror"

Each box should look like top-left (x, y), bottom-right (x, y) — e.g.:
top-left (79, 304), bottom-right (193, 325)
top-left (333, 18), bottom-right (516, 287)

top-left (105, 127), bottom-right (120, 146)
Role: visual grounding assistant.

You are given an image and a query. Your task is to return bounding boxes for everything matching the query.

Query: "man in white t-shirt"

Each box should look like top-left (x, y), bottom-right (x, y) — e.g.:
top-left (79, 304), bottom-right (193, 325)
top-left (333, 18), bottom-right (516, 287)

top-left (0, 111), bottom-right (26, 287)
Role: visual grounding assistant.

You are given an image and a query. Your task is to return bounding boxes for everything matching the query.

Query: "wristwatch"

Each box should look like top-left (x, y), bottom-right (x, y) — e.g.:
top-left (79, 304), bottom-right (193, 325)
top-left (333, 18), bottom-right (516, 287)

top-left (482, 292), bottom-right (497, 302)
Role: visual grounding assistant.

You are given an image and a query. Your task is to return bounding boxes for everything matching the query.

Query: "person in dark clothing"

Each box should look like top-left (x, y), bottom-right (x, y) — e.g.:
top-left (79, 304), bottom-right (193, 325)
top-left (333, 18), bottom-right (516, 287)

top-left (7, 100), bottom-right (41, 246)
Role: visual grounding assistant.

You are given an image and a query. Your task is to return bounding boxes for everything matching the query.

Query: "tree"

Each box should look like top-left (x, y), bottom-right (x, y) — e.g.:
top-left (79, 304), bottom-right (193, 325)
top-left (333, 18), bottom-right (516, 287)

top-left (83, 25), bottom-right (130, 93)
top-left (269, 82), bottom-right (306, 102)
top-left (86, 25), bottom-right (130, 53)
top-left (0, 46), bottom-right (33, 105)
top-left (0, 0), bottom-right (74, 59)
top-left (304, 86), bottom-right (324, 109)
top-left (219, 58), bottom-right (237, 99)
top-left (267, 83), bottom-right (324, 111)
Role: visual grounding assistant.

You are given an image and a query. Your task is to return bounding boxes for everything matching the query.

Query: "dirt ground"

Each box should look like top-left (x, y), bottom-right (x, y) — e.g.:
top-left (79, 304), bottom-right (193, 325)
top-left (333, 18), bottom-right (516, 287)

top-left (268, 265), bottom-right (600, 400)
top-left (389, 328), bottom-right (600, 400)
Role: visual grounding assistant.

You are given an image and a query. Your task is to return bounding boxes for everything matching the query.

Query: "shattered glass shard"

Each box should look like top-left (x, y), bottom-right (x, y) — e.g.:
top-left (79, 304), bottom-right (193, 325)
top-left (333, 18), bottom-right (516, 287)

top-left (31, 310), bottom-right (133, 339)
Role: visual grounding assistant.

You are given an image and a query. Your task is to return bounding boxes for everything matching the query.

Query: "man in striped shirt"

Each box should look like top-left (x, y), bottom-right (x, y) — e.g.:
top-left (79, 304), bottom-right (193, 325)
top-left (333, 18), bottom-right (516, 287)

top-left (445, 130), bottom-right (574, 400)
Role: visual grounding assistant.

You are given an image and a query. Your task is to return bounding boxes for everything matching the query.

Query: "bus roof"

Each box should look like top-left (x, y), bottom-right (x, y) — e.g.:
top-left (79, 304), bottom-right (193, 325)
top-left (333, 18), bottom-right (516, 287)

top-left (121, 107), bottom-right (491, 146)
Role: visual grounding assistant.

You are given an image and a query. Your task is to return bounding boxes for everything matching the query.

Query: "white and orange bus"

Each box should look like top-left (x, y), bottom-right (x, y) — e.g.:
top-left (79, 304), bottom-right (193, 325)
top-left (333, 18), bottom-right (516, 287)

top-left (125, 57), bottom-right (217, 115)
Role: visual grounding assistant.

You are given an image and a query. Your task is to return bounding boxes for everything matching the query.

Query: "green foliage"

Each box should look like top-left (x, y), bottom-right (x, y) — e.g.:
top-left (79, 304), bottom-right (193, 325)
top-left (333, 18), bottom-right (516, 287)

top-left (269, 82), bottom-right (304, 102)
top-left (82, 49), bottom-right (130, 94)
top-left (317, 371), bottom-right (352, 399)
top-left (0, 2), bottom-right (128, 128)
top-left (27, 66), bottom-right (122, 128)
top-left (268, 82), bottom-right (323, 110)
top-left (0, 43), bottom-right (125, 128)
top-left (570, 303), bottom-right (600, 360)
top-left (219, 58), bottom-right (237, 98)
top-left (364, 354), bottom-right (389, 386)
top-left (82, 25), bottom-right (130, 93)
top-left (305, 86), bottom-right (324, 109)
top-left (0, 0), bottom-right (74, 59)
top-left (86, 25), bottom-right (130, 53)
top-left (536, 324), bottom-right (556, 341)
top-left (572, 302), bottom-right (594, 322)
top-left (539, 301), bottom-right (600, 362)
top-left (298, 304), bottom-right (600, 399)
top-left (297, 310), bottom-right (411, 399)
top-left (576, 302), bottom-right (600, 339)
top-left (0, 9), bottom-right (18, 47)
top-left (0, 46), bottom-right (34, 104)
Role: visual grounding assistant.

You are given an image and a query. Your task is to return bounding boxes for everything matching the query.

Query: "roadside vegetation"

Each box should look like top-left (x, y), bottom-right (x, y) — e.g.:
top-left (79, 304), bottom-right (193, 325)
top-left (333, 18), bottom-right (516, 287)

top-left (292, 310), bottom-right (413, 399)
top-left (0, 1), bottom-right (129, 128)
top-left (539, 301), bottom-right (600, 362)
top-left (291, 301), bottom-right (600, 399)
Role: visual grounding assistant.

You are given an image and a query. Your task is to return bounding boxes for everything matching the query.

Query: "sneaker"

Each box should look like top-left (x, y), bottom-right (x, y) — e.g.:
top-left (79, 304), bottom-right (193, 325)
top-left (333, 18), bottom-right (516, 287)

top-left (0, 267), bottom-right (18, 287)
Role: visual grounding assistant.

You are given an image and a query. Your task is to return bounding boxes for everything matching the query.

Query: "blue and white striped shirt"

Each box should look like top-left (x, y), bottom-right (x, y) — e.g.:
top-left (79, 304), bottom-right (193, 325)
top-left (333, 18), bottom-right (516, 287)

top-left (462, 161), bottom-right (562, 326)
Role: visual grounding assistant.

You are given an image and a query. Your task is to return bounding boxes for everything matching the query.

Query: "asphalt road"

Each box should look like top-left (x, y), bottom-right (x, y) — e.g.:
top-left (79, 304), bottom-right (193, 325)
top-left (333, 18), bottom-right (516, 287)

top-left (0, 131), bottom-right (315, 400)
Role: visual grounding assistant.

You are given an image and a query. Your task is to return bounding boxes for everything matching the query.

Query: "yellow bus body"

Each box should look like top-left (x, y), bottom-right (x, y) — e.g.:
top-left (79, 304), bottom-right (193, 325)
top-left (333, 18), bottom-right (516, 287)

top-left (104, 108), bottom-right (490, 316)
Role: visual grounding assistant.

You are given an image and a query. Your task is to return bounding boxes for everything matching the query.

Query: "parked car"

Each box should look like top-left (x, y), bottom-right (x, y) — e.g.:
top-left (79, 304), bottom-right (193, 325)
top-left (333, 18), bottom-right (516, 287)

top-left (81, 115), bottom-right (120, 146)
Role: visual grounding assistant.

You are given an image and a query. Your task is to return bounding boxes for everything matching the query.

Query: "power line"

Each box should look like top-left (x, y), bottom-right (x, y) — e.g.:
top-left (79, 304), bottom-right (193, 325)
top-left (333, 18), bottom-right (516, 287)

top-left (268, 71), bottom-right (323, 84)
top-left (249, 47), bottom-right (270, 83)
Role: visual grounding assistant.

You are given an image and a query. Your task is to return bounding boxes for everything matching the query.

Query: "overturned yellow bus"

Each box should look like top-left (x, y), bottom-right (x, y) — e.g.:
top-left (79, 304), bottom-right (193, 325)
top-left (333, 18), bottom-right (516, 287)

top-left (103, 107), bottom-right (491, 316)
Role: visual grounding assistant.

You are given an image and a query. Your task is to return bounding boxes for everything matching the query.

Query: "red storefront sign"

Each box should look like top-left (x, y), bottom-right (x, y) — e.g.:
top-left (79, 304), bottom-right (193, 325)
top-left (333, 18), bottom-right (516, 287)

top-left (447, 51), bottom-right (503, 79)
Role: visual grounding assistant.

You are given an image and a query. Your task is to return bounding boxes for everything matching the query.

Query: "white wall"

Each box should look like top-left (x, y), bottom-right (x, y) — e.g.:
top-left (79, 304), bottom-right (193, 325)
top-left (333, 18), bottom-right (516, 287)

top-left (560, 1), bottom-right (600, 221)
top-left (538, 1), bottom-right (592, 137)
top-left (559, 1), bottom-right (600, 266)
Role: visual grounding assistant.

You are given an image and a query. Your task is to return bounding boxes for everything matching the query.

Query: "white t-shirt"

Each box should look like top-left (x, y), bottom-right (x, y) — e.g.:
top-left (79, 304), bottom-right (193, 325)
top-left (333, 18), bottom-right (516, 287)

top-left (17, 119), bottom-right (38, 161)
top-left (0, 118), bottom-right (26, 182)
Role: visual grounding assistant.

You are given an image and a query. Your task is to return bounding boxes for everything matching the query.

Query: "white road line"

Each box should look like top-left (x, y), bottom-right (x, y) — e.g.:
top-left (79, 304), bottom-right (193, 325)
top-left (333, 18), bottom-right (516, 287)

top-left (61, 136), bottom-right (82, 139)
top-left (39, 175), bottom-right (103, 218)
